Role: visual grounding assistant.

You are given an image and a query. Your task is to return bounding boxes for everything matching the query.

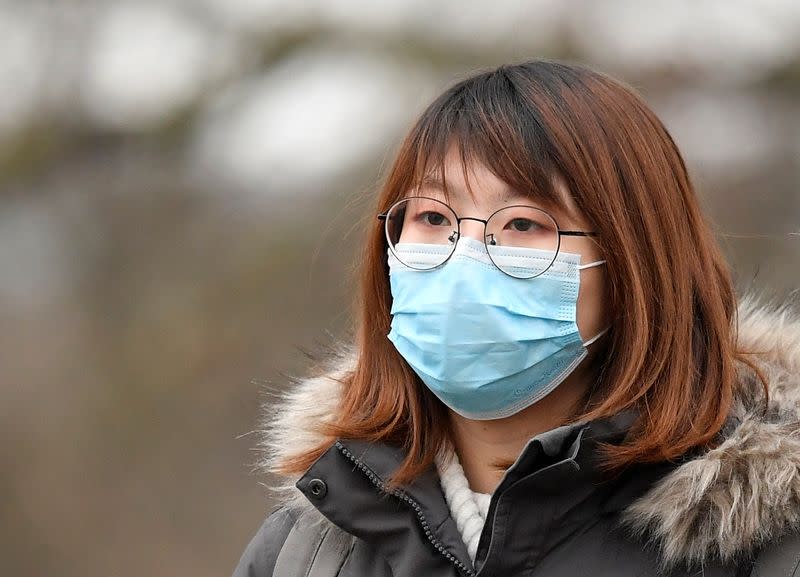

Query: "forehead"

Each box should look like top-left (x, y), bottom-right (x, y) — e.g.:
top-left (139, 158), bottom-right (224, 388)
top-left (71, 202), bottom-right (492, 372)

top-left (412, 157), bottom-right (581, 223)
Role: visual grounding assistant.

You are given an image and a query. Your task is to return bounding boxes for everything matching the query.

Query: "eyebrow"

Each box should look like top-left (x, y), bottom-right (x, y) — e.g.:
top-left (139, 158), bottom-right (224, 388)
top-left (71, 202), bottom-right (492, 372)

top-left (417, 175), bottom-right (448, 192)
top-left (420, 174), bottom-right (575, 214)
top-left (414, 173), bottom-right (581, 227)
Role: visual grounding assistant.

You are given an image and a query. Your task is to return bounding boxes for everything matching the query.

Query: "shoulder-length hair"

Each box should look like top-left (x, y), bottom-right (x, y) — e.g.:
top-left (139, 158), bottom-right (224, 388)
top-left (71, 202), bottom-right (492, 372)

top-left (279, 59), bottom-right (765, 485)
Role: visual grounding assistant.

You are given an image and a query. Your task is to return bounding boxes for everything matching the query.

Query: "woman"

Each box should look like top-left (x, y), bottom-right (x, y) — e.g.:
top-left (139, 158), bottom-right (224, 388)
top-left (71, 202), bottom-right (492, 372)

top-left (232, 60), bottom-right (800, 576)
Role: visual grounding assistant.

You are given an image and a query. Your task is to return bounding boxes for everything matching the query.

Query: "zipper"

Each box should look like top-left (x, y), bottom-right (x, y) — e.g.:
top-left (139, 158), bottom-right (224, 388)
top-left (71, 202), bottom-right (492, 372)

top-left (334, 440), bottom-right (477, 577)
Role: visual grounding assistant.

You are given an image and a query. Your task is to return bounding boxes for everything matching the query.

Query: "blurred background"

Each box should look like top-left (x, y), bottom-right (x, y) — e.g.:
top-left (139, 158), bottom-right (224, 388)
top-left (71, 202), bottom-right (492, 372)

top-left (1, 1), bottom-right (798, 575)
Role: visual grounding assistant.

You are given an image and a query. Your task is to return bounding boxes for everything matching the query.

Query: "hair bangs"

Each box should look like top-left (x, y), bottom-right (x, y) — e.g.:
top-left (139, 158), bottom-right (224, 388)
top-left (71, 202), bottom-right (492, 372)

top-left (404, 70), bottom-right (571, 216)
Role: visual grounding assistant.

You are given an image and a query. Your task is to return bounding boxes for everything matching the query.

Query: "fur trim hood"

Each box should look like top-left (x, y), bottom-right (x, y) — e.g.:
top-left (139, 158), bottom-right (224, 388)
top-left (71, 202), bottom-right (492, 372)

top-left (255, 296), bottom-right (800, 567)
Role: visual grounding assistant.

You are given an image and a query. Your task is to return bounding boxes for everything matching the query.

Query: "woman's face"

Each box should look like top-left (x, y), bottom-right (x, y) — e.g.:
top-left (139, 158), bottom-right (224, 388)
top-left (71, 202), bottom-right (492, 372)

top-left (405, 148), bottom-right (609, 347)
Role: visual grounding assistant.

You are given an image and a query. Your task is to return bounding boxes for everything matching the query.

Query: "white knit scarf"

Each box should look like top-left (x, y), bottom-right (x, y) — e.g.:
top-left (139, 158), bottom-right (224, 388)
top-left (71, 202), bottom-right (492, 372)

top-left (435, 450), bottom-right (493, 562)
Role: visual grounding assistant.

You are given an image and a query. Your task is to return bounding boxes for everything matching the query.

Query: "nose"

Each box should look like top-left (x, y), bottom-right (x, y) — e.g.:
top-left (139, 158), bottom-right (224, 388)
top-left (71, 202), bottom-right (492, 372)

top-left (457, 218), bottom-right (487, 242)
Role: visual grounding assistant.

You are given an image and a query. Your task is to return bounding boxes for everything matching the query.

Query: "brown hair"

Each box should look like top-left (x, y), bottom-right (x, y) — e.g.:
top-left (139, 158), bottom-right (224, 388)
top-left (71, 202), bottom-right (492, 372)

top-left (279, 59), bottom-right (765, 485)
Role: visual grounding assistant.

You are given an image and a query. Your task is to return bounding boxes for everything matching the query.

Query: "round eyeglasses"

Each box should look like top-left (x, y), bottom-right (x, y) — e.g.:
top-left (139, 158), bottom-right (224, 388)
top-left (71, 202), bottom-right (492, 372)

top-left (377, 196), bottom-right (599, 279)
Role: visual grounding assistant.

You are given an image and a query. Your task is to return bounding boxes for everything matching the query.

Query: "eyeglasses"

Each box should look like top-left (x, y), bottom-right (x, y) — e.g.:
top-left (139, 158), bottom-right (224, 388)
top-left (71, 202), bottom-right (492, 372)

top-left (377, 196), bottom-right (598, 279)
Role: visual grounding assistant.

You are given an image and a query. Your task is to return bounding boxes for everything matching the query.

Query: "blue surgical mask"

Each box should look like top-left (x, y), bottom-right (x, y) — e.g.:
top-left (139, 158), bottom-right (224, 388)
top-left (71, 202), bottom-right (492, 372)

top-left (387, 236), bottom-right (607, 420)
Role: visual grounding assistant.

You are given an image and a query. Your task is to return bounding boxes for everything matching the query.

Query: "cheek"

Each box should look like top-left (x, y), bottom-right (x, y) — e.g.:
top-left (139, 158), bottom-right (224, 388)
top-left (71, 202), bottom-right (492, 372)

top-left (576, 268), bottom-right (608, 340)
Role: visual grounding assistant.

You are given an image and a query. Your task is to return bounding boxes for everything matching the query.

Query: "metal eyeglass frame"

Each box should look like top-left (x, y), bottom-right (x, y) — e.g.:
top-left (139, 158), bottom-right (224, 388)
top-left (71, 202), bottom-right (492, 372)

top-left (377, 196), bottom-right (599, 279)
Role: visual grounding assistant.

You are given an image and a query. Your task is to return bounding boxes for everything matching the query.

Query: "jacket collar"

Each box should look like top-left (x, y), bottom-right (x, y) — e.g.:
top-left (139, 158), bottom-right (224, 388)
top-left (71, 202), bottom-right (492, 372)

top-left (295, 438), bottom-right (468, 576)
top-left (256, 295), bottom-right (800, 568)
top-left (295, 409), bottom-right (659, 576)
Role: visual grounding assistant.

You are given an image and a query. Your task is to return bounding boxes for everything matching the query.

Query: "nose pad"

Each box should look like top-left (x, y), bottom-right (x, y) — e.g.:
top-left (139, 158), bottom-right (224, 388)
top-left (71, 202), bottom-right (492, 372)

top-left (457, 220), bottom-right (485, 242)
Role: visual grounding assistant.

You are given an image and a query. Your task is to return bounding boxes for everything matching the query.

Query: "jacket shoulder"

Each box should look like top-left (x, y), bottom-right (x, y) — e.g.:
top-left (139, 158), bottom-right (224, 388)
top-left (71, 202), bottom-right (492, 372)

top-left (231, 506), bottom-right (355, 577)
top-left (749, 531), bottom-right (800, 577)
top-left (231, 506), bottom-right (300, 577)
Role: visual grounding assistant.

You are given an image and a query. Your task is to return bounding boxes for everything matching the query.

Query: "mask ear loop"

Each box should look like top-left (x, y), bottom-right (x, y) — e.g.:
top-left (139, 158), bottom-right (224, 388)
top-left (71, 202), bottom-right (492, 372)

top-left (577, 259), bottom-right (606, 270)
top-left (576, 259), bottom-right (608, 347)
top-left (583, 326), bottom-right (609, 347)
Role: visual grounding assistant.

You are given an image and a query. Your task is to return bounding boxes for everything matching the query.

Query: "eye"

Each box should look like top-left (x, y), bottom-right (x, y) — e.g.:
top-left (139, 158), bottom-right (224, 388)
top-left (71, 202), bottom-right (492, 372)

top-left (421, 211), bottom-right (450, 226)
top-left (506, 218), bottom-right (540, 233)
